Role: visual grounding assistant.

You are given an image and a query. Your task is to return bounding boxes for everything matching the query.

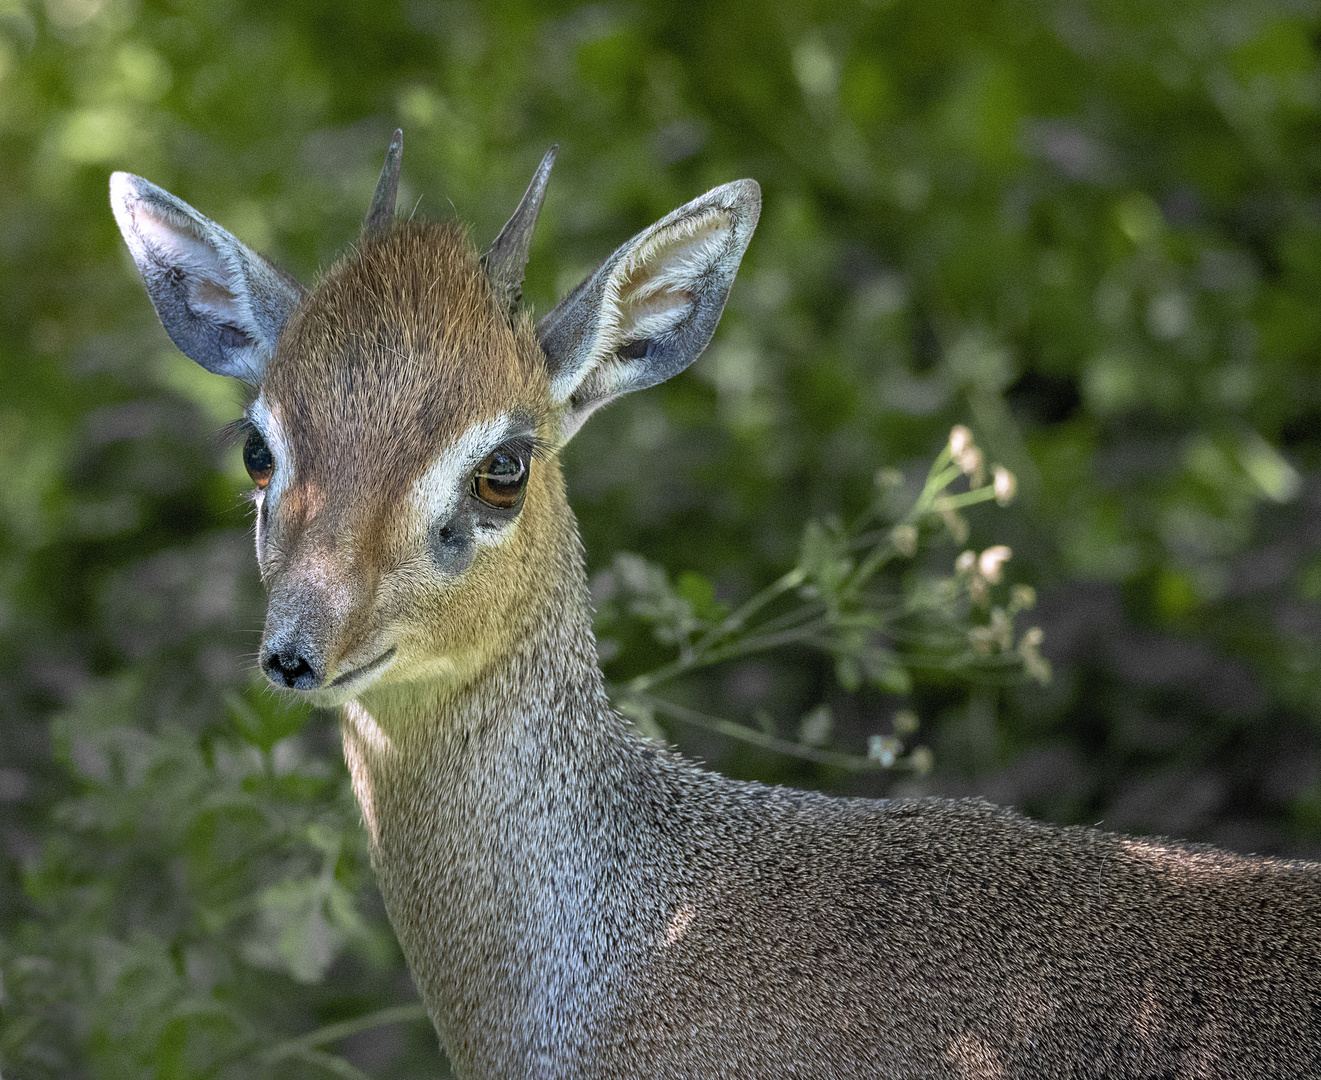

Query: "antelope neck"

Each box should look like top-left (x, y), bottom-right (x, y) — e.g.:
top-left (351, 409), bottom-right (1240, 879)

top-left (340, 561), bottom-right (667, 1077)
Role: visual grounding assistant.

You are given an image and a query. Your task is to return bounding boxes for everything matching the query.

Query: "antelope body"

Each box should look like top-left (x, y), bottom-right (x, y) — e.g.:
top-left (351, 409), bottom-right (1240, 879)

top-left (111, 133), bottom-right (1321, 1080)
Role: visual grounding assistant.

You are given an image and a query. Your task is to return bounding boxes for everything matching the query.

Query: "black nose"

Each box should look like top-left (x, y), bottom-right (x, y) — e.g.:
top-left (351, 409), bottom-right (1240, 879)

top-left (262, 648), bottom-right (323, 690)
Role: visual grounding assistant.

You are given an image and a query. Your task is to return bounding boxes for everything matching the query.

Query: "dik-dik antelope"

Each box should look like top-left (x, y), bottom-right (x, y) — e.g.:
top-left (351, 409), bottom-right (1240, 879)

top-left (111, 131), bottom-right (1321, 1079)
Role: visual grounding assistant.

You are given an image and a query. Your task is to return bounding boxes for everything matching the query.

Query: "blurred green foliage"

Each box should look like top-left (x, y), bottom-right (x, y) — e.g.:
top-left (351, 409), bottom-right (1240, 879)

top-left (3, 0), bottom-right (1321, 1075)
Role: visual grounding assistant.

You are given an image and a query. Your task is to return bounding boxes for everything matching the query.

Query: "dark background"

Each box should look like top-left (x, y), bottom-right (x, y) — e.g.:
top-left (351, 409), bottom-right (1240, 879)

top-left (3, 0), bottom-right (1321, 1075)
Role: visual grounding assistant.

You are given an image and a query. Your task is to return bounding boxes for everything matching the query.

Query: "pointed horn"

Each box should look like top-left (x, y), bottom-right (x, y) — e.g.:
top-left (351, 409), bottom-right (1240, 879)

top-left (483, 144), bottom-right (558, 312)
top-left (365, 128), bottom-right (403, 234)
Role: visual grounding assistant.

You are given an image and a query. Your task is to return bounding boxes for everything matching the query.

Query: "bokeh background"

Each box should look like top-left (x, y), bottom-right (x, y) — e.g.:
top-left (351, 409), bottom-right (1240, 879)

top-left (4, 0), bottom-right (1321, 1075)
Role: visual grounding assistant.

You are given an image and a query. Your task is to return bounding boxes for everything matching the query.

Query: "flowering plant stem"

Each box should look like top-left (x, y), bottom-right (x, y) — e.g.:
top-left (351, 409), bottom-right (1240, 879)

top-left (604, 427), bottom-right (1039, 772)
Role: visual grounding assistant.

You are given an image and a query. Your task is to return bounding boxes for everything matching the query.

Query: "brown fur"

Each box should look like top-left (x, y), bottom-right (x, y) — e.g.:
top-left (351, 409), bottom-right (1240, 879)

top-left (266, 223), bottom-right (547, 492)
top-left (256, 223), bottom-right (561, 690)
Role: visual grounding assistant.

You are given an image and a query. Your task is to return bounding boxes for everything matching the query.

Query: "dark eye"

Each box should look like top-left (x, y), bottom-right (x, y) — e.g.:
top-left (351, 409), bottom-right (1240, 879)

top-left (471, 447), bottom-right (528, 510)
top-left (243, 428), bottom-right (274, 490)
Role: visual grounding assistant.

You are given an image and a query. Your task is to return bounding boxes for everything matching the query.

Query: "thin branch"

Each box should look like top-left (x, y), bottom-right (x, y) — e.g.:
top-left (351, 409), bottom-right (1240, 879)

top-left (933, 486), bottom-right (1000, 512)
top-left (611, 434), bottom-right (1029, 727)
top-left (848, 526), bottom-right (894, 551)
top-left (290, 1048), bottom-right (376, 1080)
top-left (701, 616), bottom-right (837, 663)
top-left (738, 598), bottom-right (830, 639)
top-left (630, 614), bottom-right (835, 692)
top-left (630, 690), bottom-right (909, 772)
top-left (258, 1004), bottom-right (430, 1064)
top-left (844, 543), bottom-right (897, 595)
top-left (691, 566), bottom-right (807, 653)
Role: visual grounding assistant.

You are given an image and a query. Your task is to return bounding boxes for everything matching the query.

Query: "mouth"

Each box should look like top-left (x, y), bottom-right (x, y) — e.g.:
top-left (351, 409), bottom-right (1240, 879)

top-left (329, 647), bottom-right (397, 689)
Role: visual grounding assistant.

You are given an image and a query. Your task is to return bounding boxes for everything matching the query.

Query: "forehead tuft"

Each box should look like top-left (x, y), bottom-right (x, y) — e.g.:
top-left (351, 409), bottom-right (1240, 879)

top-left (262, 221), bottom-right (547, 490)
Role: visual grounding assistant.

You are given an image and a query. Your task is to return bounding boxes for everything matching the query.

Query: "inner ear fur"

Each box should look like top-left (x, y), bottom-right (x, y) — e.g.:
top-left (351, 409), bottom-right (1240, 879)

top-left (535, 178), bottom-right (760, 442)
top-left (110, 172), bottom-right (305, 384)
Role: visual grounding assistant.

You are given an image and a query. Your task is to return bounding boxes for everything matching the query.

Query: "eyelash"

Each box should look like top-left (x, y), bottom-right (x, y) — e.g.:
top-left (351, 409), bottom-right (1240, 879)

top-left (225, 419), bottom-right (260, 507)
top-left (500, 433), bottom-right (550, 463)
top-left (224, 416), bottom-right (258, 446)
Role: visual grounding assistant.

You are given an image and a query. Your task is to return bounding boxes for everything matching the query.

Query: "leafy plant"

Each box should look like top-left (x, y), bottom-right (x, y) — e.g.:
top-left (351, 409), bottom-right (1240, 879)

top-left (599, 425), bottom-right (1046, 773)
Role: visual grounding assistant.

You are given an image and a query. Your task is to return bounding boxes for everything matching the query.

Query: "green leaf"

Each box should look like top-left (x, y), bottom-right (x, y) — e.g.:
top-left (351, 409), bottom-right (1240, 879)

top-left (798, 518), bottom-right (853, 602)
top-left (244, 875), bottom-right (345, 985)
top-left (226, 685), bottom-right (311, 754)
top-left (677, 570), bottom-right (726, 623)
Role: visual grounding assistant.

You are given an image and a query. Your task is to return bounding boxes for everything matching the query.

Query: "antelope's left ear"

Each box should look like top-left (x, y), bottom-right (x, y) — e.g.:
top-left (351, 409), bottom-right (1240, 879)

top-left (536, 179), bottom-right (760, 442)
top-left (110, 172), bottom-right (305, 384)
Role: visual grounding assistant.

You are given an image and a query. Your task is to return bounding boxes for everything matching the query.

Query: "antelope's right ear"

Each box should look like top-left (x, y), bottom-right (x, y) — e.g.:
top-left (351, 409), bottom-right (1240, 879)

top-left (110, 172), bottom-right (305, 384)
top-left (536, 178), bottom-right (760, 443)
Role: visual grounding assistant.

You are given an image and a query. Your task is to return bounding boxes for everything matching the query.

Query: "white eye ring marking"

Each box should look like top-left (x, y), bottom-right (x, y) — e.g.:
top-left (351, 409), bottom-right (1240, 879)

top-left (247, 395), bottom-right (295, 504)
top-left (408, 413), bottom-right (531, 548)
top-left (247, 396), bottom-right (295, 556)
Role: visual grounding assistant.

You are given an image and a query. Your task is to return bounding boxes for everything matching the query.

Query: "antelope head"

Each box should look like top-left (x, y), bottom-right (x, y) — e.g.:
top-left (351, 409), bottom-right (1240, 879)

top-left (110, 132), bottom-right (760, 707)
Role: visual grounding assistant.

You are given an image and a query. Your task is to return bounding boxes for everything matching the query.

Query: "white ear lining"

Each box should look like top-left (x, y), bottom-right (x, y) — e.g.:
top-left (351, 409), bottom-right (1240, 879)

top-left (133, 210), bottom-right (217, 273)
top-left (546, 207), bottom-right (738, 408)
top-left (592, 209), bottom-right (731, 358)
top-left (623, 211), bottom-right (731, 297)
top-left (621, 297), bottom-right (693, 342)
top-left (114, 177), bottom-right (242, 302)
top-left (135, 207), bottom-right (251, 324)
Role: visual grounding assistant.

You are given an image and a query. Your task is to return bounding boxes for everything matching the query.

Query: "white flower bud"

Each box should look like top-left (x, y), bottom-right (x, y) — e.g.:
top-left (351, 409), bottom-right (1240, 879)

top-left (868, 735), bottom-right (901, 768)
top-left (993, 466), bottom-right (1017, 505)
top-left (940, 507), bottom-right (970, 544)
top-left (1018, 626), bottom-right (1050, 684)
top-left (949, 425), bottom-right (973, 457)
top-left (956, 445), bottom-right (984, 478)
top-left (955, 550), bottom-right (977, 575)
top-left (891, 524), bottom-right (918, 557)
top-left (977, 545), bottom-right (1012, 584)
